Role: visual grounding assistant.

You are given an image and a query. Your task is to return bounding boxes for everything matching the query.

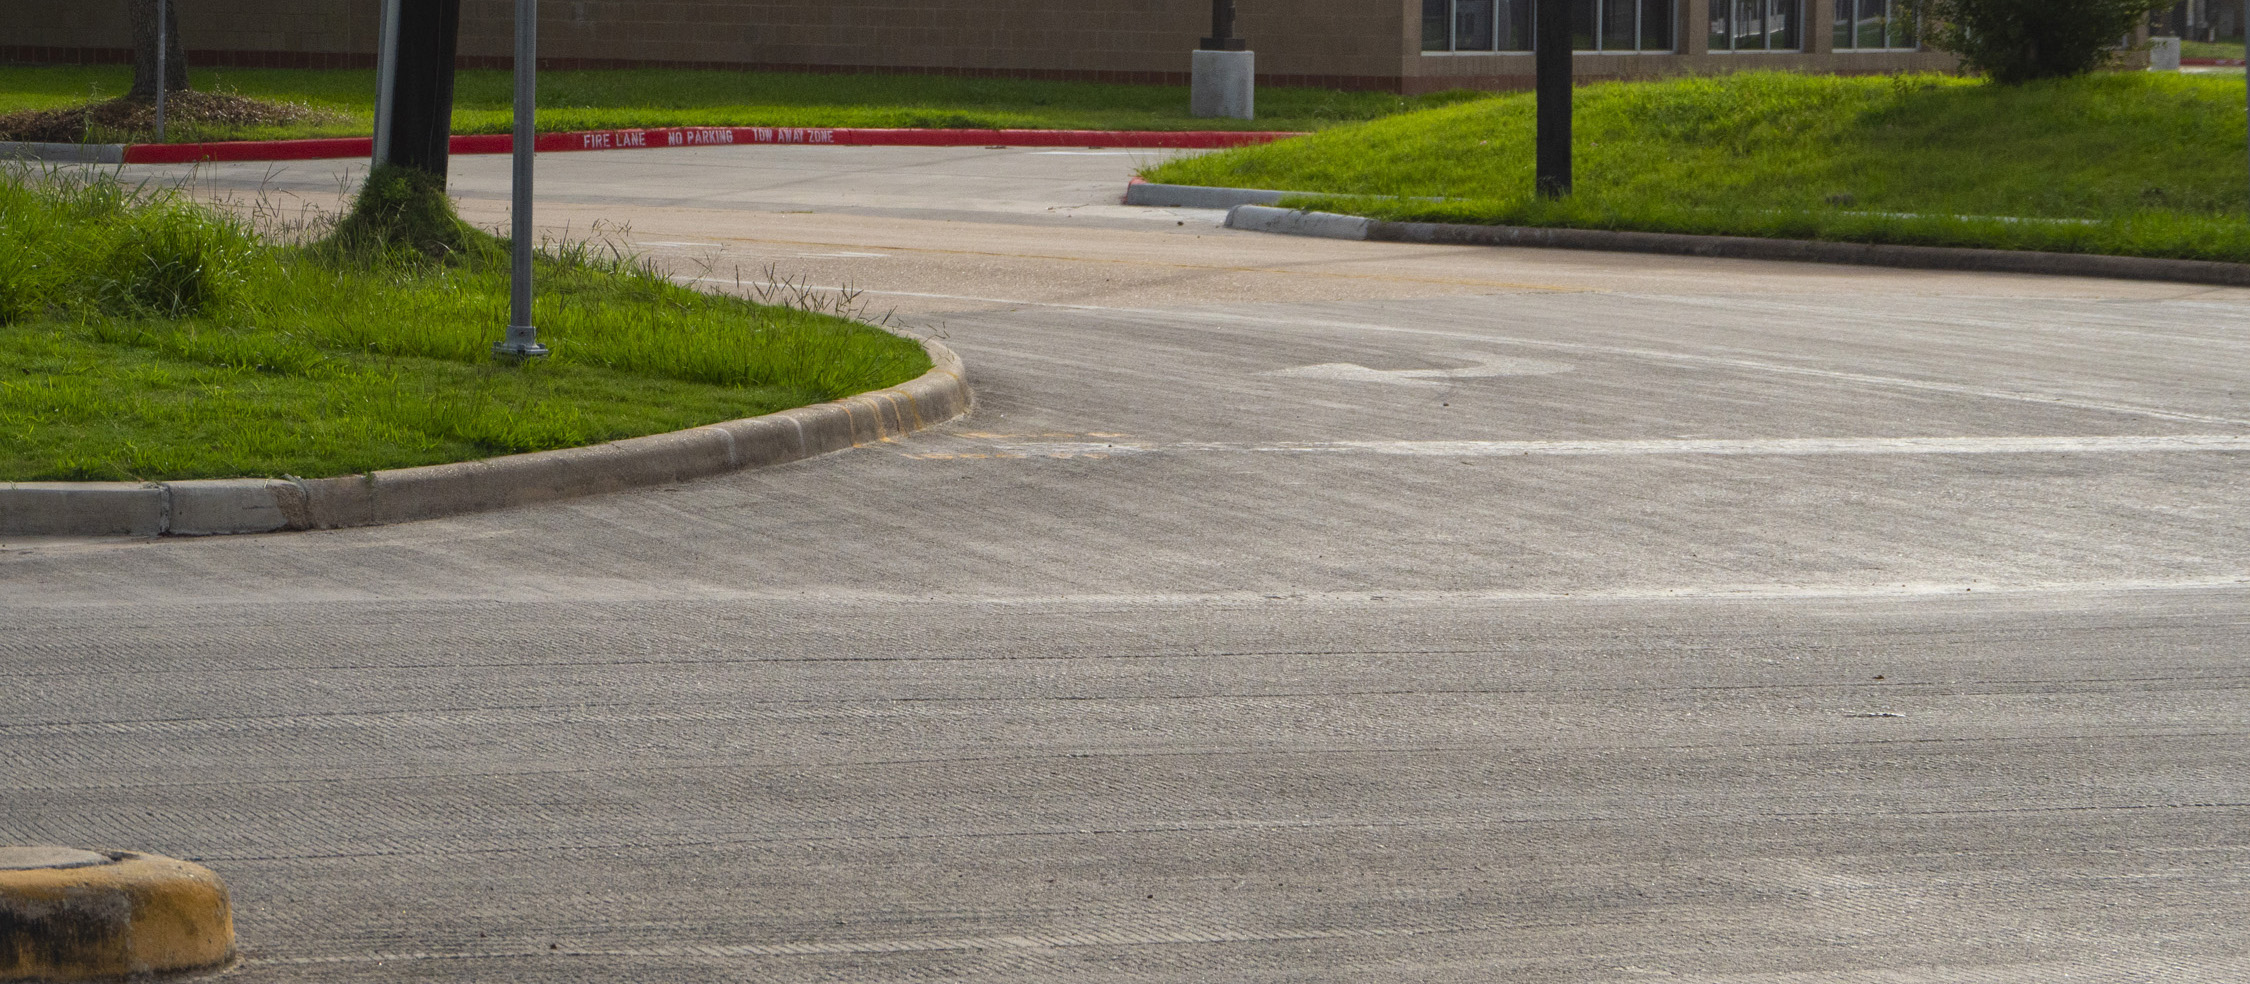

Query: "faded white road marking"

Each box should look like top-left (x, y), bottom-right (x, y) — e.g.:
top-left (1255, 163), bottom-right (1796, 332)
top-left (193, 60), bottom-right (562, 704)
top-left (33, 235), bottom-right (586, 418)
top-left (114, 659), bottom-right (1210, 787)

top-left (681, 280), bottom-right (2245, 427)
top-left (1189, 310), bottom-right (2250, 428)
top-left (1264, 356), bottom-right (1574, 385)
top-left (947, 434), bottom-right (2250, 459)
top-left (690, 278), bottom-right (1121, 311)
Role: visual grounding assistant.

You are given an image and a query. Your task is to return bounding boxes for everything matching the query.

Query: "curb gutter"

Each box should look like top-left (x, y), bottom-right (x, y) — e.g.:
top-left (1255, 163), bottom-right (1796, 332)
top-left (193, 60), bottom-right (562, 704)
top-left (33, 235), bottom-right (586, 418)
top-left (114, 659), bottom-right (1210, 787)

top-left (5, 126), bottom-right (1300, 166)
top-left (0, 338), bottom-right (970, 537)
top-left (1219, 202), bottom-right (2250, 288)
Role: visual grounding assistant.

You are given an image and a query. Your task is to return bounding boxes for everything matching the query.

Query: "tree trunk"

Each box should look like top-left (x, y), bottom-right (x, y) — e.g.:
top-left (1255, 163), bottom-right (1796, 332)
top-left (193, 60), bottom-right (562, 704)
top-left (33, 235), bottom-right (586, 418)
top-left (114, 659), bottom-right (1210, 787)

top-left (127, 0), bottom-right (190, 102)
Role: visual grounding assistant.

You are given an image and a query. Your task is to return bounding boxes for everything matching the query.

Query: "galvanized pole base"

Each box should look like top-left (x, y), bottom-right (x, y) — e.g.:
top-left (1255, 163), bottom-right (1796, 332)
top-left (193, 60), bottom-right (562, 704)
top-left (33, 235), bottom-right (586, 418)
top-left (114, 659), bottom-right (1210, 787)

top-left (496, 0), bottom-right (548, 360)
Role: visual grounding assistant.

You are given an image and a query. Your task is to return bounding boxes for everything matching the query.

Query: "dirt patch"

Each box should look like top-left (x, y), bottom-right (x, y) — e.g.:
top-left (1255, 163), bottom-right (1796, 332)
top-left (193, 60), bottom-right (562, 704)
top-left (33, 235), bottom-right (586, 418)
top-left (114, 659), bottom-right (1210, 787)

top-left (0, 91), bottom-right (345, 143)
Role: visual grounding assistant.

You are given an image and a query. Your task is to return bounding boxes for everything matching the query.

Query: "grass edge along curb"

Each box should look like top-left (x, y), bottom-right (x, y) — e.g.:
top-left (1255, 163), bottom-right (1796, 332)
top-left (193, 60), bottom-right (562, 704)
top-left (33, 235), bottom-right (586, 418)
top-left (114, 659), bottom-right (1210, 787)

top-left (0, 337), bottom-right (969, 537)
top-left (0, 847), bottom-right (235, 980)
top-left (1, 126), bottom-right (1303, 166)
top-left (1211, 201), bottom-right (2250, 288)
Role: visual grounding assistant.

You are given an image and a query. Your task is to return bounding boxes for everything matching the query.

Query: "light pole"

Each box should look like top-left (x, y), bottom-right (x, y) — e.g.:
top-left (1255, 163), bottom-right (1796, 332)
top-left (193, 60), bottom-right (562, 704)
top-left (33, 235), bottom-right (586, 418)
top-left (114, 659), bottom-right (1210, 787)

top-left (1535, 0), bottom-right (1571, 197)
top-left (153, 0), bottom-right (166, 142)
top-left (493, 0), bottom-right (548, 359)
top-left (1202, 0), bottom-right (1244, 49)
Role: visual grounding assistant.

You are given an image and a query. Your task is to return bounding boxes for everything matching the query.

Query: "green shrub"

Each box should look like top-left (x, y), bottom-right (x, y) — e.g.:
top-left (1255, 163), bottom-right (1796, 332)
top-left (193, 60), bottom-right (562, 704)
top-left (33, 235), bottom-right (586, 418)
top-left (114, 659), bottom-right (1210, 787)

top-left (1925, 0), bottom-right (2173, 83)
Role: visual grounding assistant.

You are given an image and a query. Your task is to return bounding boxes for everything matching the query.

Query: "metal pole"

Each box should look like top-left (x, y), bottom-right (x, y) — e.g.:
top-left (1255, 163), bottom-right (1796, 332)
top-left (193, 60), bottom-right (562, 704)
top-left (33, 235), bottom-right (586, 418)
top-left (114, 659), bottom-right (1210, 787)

top-left (1535, 0), bottom-right (1572, 197)
top-left (1203, 0), bottom-right (1244, 48)
top-left (495, 0), bottom-right (548, 359)
top-left (373, 0), bottom-right (400, 166)
top-left (153, 0), bottom-right (166, 142)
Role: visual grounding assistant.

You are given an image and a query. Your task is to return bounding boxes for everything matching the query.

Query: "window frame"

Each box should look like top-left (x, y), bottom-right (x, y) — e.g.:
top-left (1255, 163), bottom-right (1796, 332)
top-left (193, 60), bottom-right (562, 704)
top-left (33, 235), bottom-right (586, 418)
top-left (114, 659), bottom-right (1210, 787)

top-left (1707, 0), bottom-right (1805, 52)
top-left (1831, 0), bottom-right (1922, 51)
top-left (1420, 0), bottom-right (1679, 53)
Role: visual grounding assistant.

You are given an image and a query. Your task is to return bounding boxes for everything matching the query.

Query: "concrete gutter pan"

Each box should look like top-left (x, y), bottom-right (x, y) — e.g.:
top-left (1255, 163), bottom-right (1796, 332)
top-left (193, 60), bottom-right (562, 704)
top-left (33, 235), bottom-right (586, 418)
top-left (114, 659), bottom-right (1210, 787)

top-left (1135, 186), bottom-right (2250, 288)
top-left (0, 338), bottom-right (970, 538)
top-left (2, 127), bottom-right (1300, 166)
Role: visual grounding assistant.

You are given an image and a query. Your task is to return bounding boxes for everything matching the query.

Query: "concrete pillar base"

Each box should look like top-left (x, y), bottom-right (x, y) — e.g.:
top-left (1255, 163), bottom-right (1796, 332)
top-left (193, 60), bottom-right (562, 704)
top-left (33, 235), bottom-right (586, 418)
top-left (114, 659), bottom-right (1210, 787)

top-left (2148, 36), bottom-right (2181, 71)
top-left (1191, 49), bottom-right (1255, 120)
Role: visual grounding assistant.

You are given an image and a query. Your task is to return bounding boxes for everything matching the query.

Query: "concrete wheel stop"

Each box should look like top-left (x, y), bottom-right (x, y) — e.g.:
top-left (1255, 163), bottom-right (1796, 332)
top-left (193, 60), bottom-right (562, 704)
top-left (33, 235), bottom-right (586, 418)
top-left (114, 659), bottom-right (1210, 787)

top-left (1, 847), bottom-right (234, 981)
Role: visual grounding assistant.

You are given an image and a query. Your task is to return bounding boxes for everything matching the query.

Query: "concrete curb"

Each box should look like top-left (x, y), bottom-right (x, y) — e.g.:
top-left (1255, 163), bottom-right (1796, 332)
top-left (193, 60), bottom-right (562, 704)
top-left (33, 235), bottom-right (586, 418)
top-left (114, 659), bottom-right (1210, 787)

top-left (1209, 200), bottom-right (2250, 288)
top-left (1, 847), bottom-right (235, 980)
top-left (0, 142), bottom-right (126, 164)
top-left (0, 338), bottom-right (970, 537)
top-left (1124, 179), bottom-right (1288, 209)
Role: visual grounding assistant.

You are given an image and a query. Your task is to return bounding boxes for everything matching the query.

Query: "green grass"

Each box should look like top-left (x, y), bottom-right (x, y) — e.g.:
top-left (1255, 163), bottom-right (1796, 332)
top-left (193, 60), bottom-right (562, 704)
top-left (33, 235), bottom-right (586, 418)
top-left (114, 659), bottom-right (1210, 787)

top-left (1143, 71), bottom-right (2250, 262)
top-left (0, 167), bottom-right (932, 482)
top-left (2180, 38), bottom-right (2244, 60)
top-left (0, 66), bottom-right (1461, 142)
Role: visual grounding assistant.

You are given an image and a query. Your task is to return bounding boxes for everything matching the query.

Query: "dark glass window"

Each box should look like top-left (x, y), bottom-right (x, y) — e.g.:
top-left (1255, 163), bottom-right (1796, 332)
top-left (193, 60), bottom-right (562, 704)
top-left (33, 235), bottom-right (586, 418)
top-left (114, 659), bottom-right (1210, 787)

top-left (1457, 0), bottom-right (1498, 50)
top-left (1422, 0), bottom-right (1672, 51)
top-left (1500, 0), bottom-right (1534, 49)
top-left (1641, 0), bottom-right (1675, 49)
top-left (1713, 0), bottom-right (1801, 50)
top-left (1569, 0), bottom-right (1599, 49)
top-left (1858, 0), bottom-right (1886, 45)
top-left (1602, 0), bottom-right (1637, 49)
top-left (1423, 0), bottom-right (1452, 50)
top-left (1831, 0), bottom-right (1918, 49)
top-left (1888, 2), bottom-right (1918, 47)
top-left (1768, 0), bottom-right (1797, 47)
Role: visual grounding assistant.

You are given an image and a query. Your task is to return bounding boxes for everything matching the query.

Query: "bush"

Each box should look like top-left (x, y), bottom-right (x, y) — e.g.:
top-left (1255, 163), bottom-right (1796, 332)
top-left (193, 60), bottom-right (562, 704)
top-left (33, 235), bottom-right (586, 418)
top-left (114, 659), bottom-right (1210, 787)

top-left (1926, 0), bottom-right (2174, 83)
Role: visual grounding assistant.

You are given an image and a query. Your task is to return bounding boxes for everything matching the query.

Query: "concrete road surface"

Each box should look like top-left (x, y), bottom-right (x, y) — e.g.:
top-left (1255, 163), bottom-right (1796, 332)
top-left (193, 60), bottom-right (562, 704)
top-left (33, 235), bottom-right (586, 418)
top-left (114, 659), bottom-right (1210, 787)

top-left (4, 146), bottom-right (2247, 982)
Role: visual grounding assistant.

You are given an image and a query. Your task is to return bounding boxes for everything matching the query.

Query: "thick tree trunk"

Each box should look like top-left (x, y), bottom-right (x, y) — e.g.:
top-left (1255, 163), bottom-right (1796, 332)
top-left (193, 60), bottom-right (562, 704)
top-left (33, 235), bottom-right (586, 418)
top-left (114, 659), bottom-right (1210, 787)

top-left (127, 0), bottom-right (190, 102)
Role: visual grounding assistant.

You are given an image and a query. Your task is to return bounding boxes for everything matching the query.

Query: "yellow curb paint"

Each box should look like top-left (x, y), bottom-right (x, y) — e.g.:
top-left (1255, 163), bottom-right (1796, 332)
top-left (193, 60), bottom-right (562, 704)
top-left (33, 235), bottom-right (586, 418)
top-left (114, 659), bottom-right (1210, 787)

top-left (1, 850), bottom-right (234, 981)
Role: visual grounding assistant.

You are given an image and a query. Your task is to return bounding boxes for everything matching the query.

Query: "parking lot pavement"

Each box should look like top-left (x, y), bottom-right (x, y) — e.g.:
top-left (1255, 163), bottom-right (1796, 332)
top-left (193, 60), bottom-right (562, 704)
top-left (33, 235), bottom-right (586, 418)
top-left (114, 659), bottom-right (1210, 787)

top-left (5, 145), bottom-right (2248, 983)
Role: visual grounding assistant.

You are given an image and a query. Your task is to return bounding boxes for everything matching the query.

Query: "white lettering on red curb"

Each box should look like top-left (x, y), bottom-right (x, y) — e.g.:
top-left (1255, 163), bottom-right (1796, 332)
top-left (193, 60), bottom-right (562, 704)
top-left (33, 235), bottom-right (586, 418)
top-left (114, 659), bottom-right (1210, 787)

top-left (745, 128), bottom-right (836, 144)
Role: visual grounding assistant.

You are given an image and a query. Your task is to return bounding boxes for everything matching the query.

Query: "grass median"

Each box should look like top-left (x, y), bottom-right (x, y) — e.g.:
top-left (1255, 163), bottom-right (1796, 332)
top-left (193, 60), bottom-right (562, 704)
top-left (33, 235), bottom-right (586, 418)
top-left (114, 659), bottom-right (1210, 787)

top-left (1143, 71), bottom-right (2250, 262)
top-left (0, 66), bottom-right (1461, 143)
top-left (0, 167), bottom-right (932, 482)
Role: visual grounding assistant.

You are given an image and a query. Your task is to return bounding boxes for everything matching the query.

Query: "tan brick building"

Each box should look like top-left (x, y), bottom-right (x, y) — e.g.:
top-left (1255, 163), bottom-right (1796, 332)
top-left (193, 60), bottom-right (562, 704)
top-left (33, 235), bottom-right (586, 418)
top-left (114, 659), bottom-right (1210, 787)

top-left (3, 0), bottom-right (1958, 93)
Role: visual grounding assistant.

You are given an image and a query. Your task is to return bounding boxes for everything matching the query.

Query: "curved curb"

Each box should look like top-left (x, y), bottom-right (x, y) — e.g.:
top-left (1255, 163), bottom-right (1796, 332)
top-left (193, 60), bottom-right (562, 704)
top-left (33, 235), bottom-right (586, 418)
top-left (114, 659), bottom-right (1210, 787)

top-left (1, 847), bottom-right (235, 981)
top-left (0, 338), bottom-right (971, 537)
top-left (1169, 192), bottom-right (2250, 288)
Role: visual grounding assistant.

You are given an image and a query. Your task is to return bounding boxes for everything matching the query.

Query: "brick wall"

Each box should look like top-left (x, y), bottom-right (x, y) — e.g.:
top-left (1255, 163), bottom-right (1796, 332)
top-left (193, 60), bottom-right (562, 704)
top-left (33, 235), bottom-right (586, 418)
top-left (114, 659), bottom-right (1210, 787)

top-left (2, 0), bottom-right (1407, 89)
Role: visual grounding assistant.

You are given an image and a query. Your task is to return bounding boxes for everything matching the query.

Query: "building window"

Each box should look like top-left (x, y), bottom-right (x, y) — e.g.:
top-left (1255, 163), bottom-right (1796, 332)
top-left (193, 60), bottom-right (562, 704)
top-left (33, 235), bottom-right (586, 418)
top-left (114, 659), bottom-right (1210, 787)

top-left (1833, 0), bottom-right (1919, 49)
top-left (1421, 0), bottom-right (1676, 52)
top-left (1708, 0), bottom-right (1801, 50)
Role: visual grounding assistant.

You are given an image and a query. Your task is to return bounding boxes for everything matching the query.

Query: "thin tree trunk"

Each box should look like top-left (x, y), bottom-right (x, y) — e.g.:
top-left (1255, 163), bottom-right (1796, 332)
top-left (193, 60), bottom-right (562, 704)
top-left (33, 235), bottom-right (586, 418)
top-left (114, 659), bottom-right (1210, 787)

top-left (127, 0), bottom-right (190, 102)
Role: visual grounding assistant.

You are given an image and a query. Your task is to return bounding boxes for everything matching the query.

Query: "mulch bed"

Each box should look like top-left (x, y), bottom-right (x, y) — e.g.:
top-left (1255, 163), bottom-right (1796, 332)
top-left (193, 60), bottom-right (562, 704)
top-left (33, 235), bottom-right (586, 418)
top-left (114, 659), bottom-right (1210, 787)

top-left (0, 91), bottom-right (343, 143)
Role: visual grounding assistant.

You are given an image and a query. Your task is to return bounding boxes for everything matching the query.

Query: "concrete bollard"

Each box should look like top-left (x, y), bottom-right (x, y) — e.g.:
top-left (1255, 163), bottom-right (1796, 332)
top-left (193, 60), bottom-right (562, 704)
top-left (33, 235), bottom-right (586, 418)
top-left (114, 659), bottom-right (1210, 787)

top-left (2149, 36), bottom-right (2182, 71)
top-left (1191, 49), bottom-right (1255, 120)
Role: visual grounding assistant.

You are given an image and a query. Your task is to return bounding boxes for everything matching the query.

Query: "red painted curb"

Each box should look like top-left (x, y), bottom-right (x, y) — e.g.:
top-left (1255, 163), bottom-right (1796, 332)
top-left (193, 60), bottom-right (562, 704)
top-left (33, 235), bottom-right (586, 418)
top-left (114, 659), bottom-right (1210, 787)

top-left (119, 126), bottom-right (1298, 164)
